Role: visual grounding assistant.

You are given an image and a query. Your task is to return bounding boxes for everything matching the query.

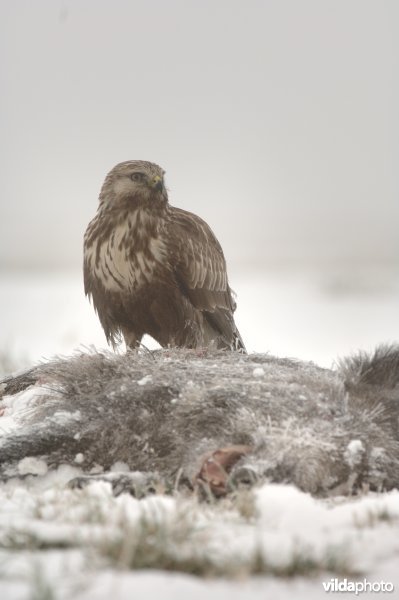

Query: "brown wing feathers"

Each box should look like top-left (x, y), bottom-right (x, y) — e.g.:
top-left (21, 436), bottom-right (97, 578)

top-left (169, 208), bottom-right (235, 311)
top-left (84, 161), bottom-right (245, 351)
top-left (168, 207), bottom-right (244, 350)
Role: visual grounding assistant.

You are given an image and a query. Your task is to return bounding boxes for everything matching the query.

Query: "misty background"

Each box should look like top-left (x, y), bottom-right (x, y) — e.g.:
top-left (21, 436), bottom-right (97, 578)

top-left (1, 0), bottom-right (398, 366)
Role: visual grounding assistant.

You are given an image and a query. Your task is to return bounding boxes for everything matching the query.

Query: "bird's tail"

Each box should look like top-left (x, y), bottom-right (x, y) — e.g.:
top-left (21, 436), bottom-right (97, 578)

top-left (232, 327), bottom-right (246, 353)
top-left (205, 309), bottom-right (246, 353)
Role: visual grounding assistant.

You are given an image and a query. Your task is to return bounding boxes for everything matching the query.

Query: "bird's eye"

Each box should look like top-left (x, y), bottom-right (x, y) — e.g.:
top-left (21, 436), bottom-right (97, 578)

top-left (130, 172), bottom-right (145, 182)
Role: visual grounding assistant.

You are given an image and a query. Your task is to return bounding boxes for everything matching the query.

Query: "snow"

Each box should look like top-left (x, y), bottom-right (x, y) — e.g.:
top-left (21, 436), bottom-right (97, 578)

top-left (1, 266), bottom-right (399, 371)
top-left (137, 374), bottom-right (153, 386)
top-left (17, 457), bottom-right (48, 476)
top-left (110, 462), bottom-right (130, 473)
top-left (0, 385), bottom-right (51, 434)
top-left (1, 267), bottom-right (399, 598)
top-left (344, 440), bottom-right (366, 469)
top-left (74, 453), bottom-right (85, 464)
top-left (0, 476), bottom-right (398, 599)
top-left (252, 367), bottom-right (265, 377)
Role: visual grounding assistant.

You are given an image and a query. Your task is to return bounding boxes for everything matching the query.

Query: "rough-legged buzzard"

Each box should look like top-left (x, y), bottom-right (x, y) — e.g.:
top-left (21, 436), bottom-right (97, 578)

top-left (84, 161), bottom-right (245, 351)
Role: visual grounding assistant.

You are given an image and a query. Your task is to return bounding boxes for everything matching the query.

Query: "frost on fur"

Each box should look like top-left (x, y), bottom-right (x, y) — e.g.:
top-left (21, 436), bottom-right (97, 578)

top-left (1, 345), bottom-right (398, 497)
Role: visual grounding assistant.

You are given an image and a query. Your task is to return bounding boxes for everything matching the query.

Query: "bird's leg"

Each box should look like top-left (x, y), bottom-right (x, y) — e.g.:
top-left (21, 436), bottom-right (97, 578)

top-left (121, 328), bottom-right (141, 350)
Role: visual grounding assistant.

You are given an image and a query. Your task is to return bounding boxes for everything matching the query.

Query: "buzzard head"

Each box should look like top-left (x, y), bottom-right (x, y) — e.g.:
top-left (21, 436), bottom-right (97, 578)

top-left (98, 160), bottom-right (168, 210)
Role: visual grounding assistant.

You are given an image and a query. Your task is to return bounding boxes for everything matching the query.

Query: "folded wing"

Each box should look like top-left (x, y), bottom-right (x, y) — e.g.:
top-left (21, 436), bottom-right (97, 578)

top-left (167, 207), bottom-right (245, 351)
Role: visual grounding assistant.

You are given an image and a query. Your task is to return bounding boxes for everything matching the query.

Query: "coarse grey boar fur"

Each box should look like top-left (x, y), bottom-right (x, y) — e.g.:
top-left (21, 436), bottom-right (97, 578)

top-left (1, 345), bottom-right (399, 497)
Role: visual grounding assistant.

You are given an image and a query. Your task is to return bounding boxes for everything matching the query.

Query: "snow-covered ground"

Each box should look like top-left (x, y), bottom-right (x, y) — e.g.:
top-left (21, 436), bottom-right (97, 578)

top-left (0, 471), bottom-right (398, 599)
top-left (1, 267), bottom-right (399, 599)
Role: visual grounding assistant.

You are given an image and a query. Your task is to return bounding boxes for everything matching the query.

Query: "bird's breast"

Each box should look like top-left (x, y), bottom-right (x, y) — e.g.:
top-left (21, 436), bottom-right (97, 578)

top-left (85, 214), bottom-right (167, 293)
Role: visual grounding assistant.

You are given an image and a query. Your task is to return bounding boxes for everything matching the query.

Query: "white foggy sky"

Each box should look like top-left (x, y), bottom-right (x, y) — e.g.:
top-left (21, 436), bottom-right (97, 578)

top-left (0, 0), bottom-right (398, 269)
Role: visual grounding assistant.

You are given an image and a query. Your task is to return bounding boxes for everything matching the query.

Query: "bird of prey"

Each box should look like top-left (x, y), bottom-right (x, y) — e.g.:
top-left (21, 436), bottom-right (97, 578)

top-left (84, 160), bottom-right (245, 352)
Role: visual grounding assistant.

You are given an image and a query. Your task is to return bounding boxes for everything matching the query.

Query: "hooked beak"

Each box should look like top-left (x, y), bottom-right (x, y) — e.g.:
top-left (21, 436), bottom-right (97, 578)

top-left (150, 175), bottom-right (164, 192)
